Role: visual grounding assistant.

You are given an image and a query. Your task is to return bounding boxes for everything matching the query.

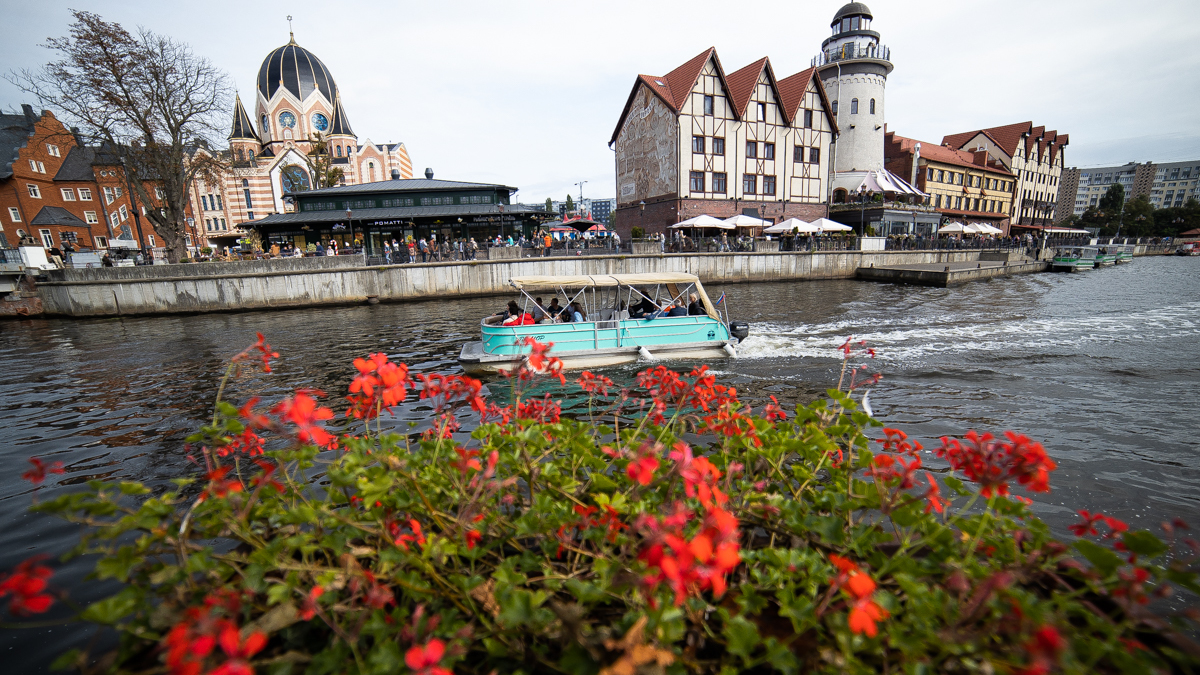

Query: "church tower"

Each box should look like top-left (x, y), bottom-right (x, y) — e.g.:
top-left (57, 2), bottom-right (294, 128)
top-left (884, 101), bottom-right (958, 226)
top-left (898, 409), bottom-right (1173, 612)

top-left (228, 93), bottom-right (260, 161)
top-left (814, 3), bottom-right (892, 173)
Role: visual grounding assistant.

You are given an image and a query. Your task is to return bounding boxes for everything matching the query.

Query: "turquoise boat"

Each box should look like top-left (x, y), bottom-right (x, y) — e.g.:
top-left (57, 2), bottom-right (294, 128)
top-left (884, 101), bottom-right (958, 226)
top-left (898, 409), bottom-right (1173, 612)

top-left (1051, 247), bottom-right (1095, 272)
top-left (458, 273), bottom-right (748, 374)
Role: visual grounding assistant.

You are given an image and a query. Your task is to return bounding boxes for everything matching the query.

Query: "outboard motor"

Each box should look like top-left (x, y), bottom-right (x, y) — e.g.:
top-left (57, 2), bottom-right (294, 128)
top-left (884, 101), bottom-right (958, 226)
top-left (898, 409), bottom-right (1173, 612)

top-left (728, 321), bottom-right (750, 342)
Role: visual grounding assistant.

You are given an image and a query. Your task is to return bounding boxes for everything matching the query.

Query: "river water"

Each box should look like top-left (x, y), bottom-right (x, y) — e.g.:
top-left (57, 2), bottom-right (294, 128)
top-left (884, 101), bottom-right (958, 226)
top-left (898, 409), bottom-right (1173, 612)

top-left (2, 255), bottom-right (1198, 670)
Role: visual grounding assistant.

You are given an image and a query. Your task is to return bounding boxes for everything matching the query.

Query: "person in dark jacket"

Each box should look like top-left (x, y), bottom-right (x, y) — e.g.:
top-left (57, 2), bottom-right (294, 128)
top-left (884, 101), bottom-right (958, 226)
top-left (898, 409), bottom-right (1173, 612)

top-left (687, 293), bottom-right (703, 316)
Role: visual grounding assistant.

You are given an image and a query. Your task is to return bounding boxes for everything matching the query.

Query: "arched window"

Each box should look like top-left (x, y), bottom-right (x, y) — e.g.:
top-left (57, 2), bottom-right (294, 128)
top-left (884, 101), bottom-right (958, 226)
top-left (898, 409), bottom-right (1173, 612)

top-left (241, 179), bottom-right (249, 187)
top-left (335, 145), bottom-right (342, 157)
top-left (850, 98), bottom-right (859, 115)
top-left (368, 162), bottom-right (375, 182)
top-left (869, 99), bottom-right (876, 114)
top-left (833, 189), bottom-right (848, 204)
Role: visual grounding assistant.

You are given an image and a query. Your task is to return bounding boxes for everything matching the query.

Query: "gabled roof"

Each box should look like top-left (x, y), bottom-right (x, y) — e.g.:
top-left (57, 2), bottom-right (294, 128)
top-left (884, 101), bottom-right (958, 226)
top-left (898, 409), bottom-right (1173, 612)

top-left (327, 93), bottom-right (354, 137)
top-left (30, 206), bottom-right (88, 227)
top-left (725, 57), bottom-right (785, 121)
top-left (229, 94), bottom-right (257, 140)
top-left (609, 48), bottom-right (733, 145)
top-left (776, 67), bottom-right (839, 134)
top-left (887, 132), bottom-right (1014, 177)
top-left (54, 146), bottom-right (98, 181)
top-left (943, 121), bottom-right (1032, 156)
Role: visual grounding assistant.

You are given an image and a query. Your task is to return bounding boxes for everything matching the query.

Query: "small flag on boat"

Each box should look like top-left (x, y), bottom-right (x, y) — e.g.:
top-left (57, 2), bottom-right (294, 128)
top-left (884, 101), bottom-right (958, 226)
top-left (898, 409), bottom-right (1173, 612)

top-left (716, 292), bottom-right (725, 305)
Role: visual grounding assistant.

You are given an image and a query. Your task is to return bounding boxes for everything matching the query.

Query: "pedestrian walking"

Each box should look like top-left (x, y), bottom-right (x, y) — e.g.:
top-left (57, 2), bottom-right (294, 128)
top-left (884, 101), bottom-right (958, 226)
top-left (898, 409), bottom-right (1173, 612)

top-left (419, 237), bottom-right (428, 262)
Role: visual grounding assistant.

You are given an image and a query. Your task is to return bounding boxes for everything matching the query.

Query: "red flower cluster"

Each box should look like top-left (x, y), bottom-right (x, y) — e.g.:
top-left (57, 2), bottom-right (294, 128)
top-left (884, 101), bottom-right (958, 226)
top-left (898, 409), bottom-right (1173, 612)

top-left (199, 466), bottom-right (243, 503)
top-left (1069, 510), bottom-right (1128, 538)
top-left (670, 442), bottom-right (726, 509)
top-left (878, 427), bottom-right (921, 456)
top-left (416, 373), bottom-right (486, 415)
top-left (828, 554), bottom-right (889, 637)
top-left (577, 370), bottom-right (615, 398)
top-left (518, 337), bottom-right (566, 384)
top-left (763, 395), bottom-right (788, 421)
top-left (405, 638), bottom-right (452, 675)
top-left (392, 519), bottom-right (426, 552)
top-left (516, 394), bottom-right (562, 424)
top-left (217, 428), bottom-right (265, 458)
top-left (346, 352), bottom-right (412, 420)
top-left (230, 332), bottom-right (279, 374)
top-left (298, 585), bottom-right (325, 621)
top-left (164, 604), bottom-right (266, 675)
top-left (272, 392), bottom-right (336, 448)
top-left (1016, 625), bottom-right (1065, 675)
top-left (625, 442), bottom-right (661, 486)
top-left (21, 456), bottom-right (65, 485)
top-left (639, 503), bottom-right (740, 606)
top-left (934, 431), bottom-right (1056, 498)
top-left (0, 557), bottom-right (54, 616)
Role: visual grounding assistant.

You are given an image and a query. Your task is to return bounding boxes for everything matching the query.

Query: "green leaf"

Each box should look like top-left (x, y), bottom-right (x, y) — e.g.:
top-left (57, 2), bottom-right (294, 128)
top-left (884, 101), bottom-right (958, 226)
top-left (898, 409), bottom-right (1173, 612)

top-left (942, 476), bottom-right (971, 496)
top-left (49, 648), bottom-right (82, 671)
top-left (366, 640), bottom-right (401, 675)
top-left (1164, 568), bottom-right (1200, 596)
top-left (589, 473), bottom-right (619, 493)
top-left (81, 588), bottom-right (140, 625)
top-left (1120, 530), bottom-right (1168, 558)
top-left (723, 615), bottom-right (760, 661)
top-left (117, 482), bottom-right (150, 495)
top-left (1074, 540), bottom-right (1122, 577)
top-left (558, 644), bottom-right (600, 675)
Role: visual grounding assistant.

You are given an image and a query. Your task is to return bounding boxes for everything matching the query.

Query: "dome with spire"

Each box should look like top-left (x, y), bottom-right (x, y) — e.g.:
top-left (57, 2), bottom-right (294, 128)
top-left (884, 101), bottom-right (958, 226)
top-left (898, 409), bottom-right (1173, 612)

top-left (832, 2), bottom-right (872, 24)
top-left (256, 37), bottom-right (339, 103)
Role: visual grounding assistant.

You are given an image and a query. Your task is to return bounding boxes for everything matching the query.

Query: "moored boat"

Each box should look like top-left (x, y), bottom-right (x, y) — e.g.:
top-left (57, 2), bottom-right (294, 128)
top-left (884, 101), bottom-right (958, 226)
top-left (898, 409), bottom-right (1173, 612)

top-left (458, 272), bottom-right (749, 375)
top-left (1086, 246), bottom-right (1117, 267)
top-left (1113, 244), bottom-right (1134, 264)
top-left (1051, 247), bottom-right (1095, 272)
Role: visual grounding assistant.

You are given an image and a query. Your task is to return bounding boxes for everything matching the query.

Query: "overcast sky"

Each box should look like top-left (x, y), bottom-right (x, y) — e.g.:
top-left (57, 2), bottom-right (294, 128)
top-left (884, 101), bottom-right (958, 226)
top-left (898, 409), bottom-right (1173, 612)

top-left (3, 0), bottom-right (1198, 203)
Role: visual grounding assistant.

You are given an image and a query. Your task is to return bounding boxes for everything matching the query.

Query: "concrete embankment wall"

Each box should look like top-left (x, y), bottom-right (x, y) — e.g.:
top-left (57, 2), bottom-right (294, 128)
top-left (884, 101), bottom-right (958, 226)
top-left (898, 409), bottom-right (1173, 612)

top-left (35, 250), bottom-right (980, 317)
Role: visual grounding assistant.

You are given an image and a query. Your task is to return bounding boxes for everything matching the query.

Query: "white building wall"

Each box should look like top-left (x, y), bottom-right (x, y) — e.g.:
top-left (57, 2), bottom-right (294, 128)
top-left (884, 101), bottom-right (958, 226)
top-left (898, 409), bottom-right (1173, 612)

top-left (822, 72), bottom-right (886, 172)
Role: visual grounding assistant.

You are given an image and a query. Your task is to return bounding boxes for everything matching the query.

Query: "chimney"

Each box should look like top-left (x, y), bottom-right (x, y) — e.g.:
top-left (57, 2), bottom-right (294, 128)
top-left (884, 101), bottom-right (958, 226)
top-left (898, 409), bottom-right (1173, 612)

top-left (70, 126), bottom-right (85, 148)
top-left (424, 168), bottom-right (433, 180)
top-left (21, 104), bottom-right (37, 128)
top-left (390, 169), bottom-right (400, 180)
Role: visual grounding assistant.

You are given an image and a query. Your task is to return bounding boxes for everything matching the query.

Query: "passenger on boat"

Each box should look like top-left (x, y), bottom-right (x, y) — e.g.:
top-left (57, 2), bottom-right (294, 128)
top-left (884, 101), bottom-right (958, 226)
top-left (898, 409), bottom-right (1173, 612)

top-left (531, 297), bottom-right (547, 323)
top-left (631, 295), bottom-right (658, 319)
top-left (687, 293), bottom-right (703, 316)
top-left (571, 302), bottom-right (587, 322)
top-left (547, 298), bottom-right (562, 320)
top-left (496, 301), bottom-right (520, 321)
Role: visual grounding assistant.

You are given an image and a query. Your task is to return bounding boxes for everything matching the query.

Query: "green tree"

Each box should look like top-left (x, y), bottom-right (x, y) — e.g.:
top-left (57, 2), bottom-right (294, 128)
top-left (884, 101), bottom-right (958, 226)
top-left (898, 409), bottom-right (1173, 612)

top-left (304, 132), bottom-right (344, 189)
top-left (565, 194), bottom-right (575, 215)
top-left (1120, 196), bottom-right (1154, 237)
top-left (1098, 183), bottom-right (1125, 212)
top-left (544, 197), bottom-right (553, 214)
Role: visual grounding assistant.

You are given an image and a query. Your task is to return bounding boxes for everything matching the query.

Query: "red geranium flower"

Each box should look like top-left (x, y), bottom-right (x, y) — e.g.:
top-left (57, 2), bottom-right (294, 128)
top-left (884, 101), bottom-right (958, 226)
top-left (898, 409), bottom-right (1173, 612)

top-left (405, 638), bottom-right (452, 675)
top-left (0, 557), bottom-right (54, 616)
top-left (21, 457), bottom-right (65, 485)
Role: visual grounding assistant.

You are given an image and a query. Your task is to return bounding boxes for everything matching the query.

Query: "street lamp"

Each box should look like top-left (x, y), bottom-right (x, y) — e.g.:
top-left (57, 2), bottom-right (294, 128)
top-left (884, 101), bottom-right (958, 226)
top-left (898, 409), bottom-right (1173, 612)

top-left (345, 208), bottom-right (353, 254)
top-left (858, 185), bottom-right (868, 237)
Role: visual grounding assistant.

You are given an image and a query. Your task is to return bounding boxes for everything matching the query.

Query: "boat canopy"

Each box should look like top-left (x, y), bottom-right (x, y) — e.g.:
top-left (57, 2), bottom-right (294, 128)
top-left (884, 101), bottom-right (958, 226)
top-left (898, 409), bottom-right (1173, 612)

top-left (510, 272), bottom-right (701, 290)
top-left (508, 272), bottom-right (720, 320)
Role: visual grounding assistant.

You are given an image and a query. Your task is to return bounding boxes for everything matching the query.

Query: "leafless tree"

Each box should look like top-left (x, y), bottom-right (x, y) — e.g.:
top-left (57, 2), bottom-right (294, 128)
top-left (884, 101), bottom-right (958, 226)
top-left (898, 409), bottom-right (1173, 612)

top-left (304, 133), bottom-right (345, 190)
top-left (7, 11), bottom-right (230, 262)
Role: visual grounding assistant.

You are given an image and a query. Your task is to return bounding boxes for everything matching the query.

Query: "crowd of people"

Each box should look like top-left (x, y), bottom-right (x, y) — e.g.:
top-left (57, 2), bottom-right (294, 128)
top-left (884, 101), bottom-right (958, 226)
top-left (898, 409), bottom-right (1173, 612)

top-left (495, 292), bottom-right (705, 326)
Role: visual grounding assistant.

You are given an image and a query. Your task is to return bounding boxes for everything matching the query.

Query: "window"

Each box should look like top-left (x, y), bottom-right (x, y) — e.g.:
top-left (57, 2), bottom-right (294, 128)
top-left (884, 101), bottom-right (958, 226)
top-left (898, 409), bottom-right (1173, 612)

top-left (804, 109), bottom-right (813, 128)
top-left (746, 142), bottom-right (757, 159)
top-left (248, 212), bottom-right (255, 220)
top-left (956, 173), bottom-right (963, 185)
top-left (40, 229), bottom-right (54, 248)
top-left (78, 188), bottom-right (91, 200)
top-left (110, 213), bottom-right (119, 229)
top-left (201, 195), bottom-right (209, 211)
top-left (955, 196), bottom-right (962, 209)
top-left (61, 188), bottom-right (76, 201)
top-left (757, 102), bottom-right (766, 121)
top-left (243, 177), bottom-right (253, 208)
top-left (850, 98), bottom-right (859, 114)
top-left (205, 218), bottom-right (212, 231)
top-left (869, 99), bottom-right (875, 114)
top-left (831, 100), bottom-right (838, 115)
top-left (37, 161), bottom-right (45, 173)
top-left (220, 218), bottom-right (227, 230)
top-left (692, 135), bottom-right (705, 154)
top-left (115, 187), bottom-right (123, 198)
top-left (119, 205), bottom-right (128, 221)
top-left (851, 16), bottom-right (860, 30)
top-left (94, 236), bottom-right (107, 249)
top-left (763, 143), bottom-right (775, 160)
top-left (46, 144), bottom-right (60, 157)
top-left (84, 211), bottom-right (97, 224)
top-left (809, 147), bottom-right (820, 163)
top-left (762, 175), bottom-right (776, 196)
top-left (795, 146), bottom-right (805, 163)
top-left (147, 235), bottom-right (155, 247)
top-left (103, 187), bottom-right (115, 204)
top-left (27, 184), bottom-right (41, 198)
top-left (712, 172), bottom-right (727, 194)
top-left (703, 95), bottom-right (714, 115)
top-left (29, 160), bottom-right (37, 172)
top-left (743, 174), bottom-right (757, 194)
top-left (156, 188), bottom-right (165, 200)
top-left (712, 137), bottom-right (725, 155)
top-left (8, 207), bottom-right (20, 222)
top-left (690, 171), bottom-right (705, 192)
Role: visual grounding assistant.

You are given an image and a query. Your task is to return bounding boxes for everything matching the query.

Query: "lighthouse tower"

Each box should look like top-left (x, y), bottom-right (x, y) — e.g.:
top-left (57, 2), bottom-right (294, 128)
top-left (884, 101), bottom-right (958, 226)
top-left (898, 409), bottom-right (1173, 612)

top-left (814, 3), bottom-right (892, 173)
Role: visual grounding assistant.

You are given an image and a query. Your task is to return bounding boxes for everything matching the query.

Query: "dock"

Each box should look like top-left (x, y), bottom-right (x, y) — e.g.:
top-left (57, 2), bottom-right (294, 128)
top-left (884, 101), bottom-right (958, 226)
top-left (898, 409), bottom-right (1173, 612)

top-left (856, 259), bottom-right (1049, 287)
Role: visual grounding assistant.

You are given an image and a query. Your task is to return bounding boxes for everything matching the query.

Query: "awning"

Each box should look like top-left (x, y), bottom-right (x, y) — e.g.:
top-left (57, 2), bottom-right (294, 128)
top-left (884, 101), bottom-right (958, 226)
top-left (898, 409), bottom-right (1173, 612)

top-left (723, 214), bottom-right (769, 228)
top-left (832, 168), bottom-right (926, 197)
top-left (510, 272), bottom-right (700, 290)
top-left (764, 218), bottom-right (813, 234)
top-left (810, 218), bottom-right (854, 232)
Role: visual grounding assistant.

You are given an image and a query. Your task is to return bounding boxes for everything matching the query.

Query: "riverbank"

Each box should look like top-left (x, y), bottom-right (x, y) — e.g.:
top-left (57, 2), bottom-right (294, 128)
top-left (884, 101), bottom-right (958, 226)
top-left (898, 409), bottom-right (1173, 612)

top-left (33, 249), bottom-right (981, 317)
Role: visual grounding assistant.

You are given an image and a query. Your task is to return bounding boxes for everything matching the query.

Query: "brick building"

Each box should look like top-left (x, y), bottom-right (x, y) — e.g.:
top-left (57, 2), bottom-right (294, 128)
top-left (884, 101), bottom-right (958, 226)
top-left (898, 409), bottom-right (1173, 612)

top-left (884, 131), bottom-right (1017, 234)
top-left (1, 106), bottom-right (178, 252)
top-left (609, 48), bottom-right (837, 238)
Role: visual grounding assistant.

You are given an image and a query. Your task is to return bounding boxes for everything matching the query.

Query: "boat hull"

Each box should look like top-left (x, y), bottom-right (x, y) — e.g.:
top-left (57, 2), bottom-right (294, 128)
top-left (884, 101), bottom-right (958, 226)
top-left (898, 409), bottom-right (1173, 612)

top-left (459, 339), bottom-right (735, 375)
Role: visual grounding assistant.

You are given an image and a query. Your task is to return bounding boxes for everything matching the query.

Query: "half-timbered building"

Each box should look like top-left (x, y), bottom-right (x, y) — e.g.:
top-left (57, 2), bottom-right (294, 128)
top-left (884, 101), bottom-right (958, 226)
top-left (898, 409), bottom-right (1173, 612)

top-left (609, 48), bottom-right (837, 238)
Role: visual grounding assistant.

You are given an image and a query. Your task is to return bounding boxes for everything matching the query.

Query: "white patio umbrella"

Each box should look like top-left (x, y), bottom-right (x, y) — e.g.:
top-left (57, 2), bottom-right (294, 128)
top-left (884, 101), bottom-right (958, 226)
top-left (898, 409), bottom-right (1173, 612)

top-left (962, 223), bottom-right (988, 234)
top-left (938, 222), bottom-right (966, 233)
top-left (671, 215), bottom-right (732, 229)
top-left (764, 218), bottom-right (815, 234)
top-left (809, 218), bottom-right (853, 232)
top-left (722, 214), bottom-right (769, 229)
top-left (976, 223), bottom-right (1004, 234)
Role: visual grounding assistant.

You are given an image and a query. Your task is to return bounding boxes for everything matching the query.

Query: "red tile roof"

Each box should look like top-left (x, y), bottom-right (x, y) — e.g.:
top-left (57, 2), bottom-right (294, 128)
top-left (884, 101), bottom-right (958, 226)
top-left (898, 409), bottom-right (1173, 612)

top-left (776, 66), bottom-right (838, 135)
top-left (887, 132), bottom-right (1014, 176)
top-left (942, 121), bottom-right (1032, 157)
top-left (609, 48), bottom-right (730, 144)
top-left (662, 48), bottom-right (716, 110)
top-left (724, 57), bottom-right (772, 120)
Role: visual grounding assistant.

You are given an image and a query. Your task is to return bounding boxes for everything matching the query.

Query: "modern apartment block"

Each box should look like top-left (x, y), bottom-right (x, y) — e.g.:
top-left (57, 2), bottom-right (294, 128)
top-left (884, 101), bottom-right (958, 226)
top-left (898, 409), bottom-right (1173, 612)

top-left (1057, 159), bottom-right (1199, 219)
top-left (1149, 160), bottom-right (1200, 209)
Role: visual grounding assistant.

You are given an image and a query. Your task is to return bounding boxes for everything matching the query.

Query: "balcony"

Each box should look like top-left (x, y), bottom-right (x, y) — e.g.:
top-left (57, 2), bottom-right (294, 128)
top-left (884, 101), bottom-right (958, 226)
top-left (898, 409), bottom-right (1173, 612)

top-left (812, 43), bottom-right (892, 68)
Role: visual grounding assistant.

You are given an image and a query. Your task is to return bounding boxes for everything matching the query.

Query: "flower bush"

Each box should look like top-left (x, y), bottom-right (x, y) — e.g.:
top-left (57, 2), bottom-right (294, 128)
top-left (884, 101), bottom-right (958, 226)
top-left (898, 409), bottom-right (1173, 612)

top-left (7, 336), bottom-right (1200, 674)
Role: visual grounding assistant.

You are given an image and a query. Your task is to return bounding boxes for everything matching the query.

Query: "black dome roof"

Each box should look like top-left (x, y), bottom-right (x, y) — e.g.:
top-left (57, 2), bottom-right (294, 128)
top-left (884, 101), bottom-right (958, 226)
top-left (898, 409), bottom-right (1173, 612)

top-left (832, 2), bottom-right (873, 24)
top-left (256, 40), bottom-right (338, 103)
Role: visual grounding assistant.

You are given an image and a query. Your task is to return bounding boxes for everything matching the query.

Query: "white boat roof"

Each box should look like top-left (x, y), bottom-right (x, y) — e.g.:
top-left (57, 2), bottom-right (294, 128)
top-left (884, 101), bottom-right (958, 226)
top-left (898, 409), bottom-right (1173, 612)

top-left (510, 272), bottom-right (701, 289)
